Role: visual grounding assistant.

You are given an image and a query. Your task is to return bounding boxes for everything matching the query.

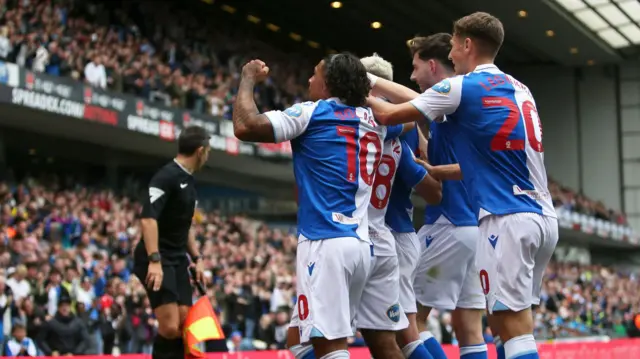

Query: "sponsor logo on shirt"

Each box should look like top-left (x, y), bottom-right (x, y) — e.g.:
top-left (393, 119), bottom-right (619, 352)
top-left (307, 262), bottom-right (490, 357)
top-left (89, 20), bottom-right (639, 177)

top-left (431, 79), bottom-right (451, 94)
top-left (386, 304), bottom-right (401, 323)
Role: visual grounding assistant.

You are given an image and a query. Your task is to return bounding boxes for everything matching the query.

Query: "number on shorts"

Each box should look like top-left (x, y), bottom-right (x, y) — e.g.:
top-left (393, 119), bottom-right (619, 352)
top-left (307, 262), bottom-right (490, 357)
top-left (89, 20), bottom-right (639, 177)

top-left (297, 294), bottom-right (309, 321)
top-left (337, 126), bottom-right (382, 185)
top-left (479, 269), bottom-right (490, 295)
top-left (483, 97), bottom-right (543, 152)
top-left (370, 154), bottom-right (396, 209)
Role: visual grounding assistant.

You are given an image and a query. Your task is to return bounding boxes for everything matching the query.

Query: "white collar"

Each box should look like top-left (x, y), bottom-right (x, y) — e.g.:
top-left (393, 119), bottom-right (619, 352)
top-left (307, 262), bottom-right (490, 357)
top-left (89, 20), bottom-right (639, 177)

top-left (472, 64), bottom-right (501, 74)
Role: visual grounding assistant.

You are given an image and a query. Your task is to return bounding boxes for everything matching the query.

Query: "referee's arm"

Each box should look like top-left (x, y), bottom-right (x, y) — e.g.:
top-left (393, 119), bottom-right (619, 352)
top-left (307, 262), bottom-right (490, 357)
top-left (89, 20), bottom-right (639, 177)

top-left (140, 171), bottom-right (173, 258)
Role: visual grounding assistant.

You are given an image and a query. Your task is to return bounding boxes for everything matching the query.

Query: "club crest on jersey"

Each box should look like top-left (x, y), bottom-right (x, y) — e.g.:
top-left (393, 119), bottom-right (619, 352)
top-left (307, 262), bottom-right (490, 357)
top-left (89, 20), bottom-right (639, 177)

top-left (432, 79), bottom-right (451, 94)
top-left (386, 304), bottom-right (401, 323)
top-left (284, 104), bottom-right (303, 118)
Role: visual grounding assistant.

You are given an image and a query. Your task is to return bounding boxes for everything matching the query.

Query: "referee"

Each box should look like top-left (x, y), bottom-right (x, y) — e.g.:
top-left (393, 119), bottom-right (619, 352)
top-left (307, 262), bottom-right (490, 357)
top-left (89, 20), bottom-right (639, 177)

top-left (133, 125), bottom-right (210, 359)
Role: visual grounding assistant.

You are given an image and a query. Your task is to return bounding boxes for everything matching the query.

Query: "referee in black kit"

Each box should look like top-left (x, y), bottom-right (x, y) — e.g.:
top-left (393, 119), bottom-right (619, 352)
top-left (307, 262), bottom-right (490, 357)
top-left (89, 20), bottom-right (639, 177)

top-left (133, 125), bottom-right (210, 359)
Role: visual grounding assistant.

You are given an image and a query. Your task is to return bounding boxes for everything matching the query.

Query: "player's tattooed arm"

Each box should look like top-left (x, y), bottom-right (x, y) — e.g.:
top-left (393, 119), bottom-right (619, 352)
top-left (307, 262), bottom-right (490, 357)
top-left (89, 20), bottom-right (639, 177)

top-left (368, 74), bottom-right (420, 103)
top-left (367, 96), bottom-right (424, 126)
top-left (233, 60), bottom-right (277, 143)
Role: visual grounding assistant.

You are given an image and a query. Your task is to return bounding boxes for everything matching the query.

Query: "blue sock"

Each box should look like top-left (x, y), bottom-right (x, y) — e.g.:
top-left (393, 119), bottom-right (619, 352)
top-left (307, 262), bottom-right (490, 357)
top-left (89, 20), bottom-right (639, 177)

top-left (290, 344), bottom-right (316, 359)
top-left (494, 336), bottom-right (505, 359)
top-left (402, 340), bottom-right (434, 359)
top-left (419, 331), bottom-right (447, 359)
top-left (460, 343), bottom-right (488, 359)
top-left (504, 334), bottom-right (538, 359)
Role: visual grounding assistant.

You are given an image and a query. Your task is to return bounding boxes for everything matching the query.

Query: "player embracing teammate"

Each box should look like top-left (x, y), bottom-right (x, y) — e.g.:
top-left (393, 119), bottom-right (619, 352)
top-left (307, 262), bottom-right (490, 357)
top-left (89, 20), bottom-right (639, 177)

top-left (234, 11), bottom-right (557, 359)
top-left (368, 12), bottom-right (558, 359)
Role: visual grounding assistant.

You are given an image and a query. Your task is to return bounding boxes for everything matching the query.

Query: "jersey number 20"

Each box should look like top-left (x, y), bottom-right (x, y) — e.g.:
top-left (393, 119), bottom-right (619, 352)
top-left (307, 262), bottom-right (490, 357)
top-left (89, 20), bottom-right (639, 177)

top-left (483, 97), bottom-right (543, 152)
top-left (337, 126), bottom-right (382, 185)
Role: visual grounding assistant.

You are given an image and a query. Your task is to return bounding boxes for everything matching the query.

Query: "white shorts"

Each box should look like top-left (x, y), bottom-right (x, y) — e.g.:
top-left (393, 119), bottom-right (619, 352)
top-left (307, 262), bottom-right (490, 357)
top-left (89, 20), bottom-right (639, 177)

top-left (477, 213), bottom-right (559, 314)
top-left (393, 231), bottom-right (420, 314)
top-left (414, 224), bottom-right (485, 311)
top-left (296, 237), bottom-right (372, 343)
top-left (357, 255), bottom-right (409, 331)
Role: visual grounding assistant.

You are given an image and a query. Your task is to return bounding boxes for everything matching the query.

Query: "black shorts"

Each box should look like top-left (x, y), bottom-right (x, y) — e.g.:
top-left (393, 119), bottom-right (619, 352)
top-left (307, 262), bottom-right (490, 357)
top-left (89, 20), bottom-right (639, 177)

top-left (133, 254), bottom-right (193, 309)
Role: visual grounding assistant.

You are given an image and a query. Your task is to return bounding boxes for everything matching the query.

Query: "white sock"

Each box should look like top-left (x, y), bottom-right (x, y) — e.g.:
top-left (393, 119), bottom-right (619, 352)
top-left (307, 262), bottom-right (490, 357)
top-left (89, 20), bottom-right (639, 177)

top-left (290, 344), bottom-right (314, 359)
top-left (320, 350), bottom-right (350, 359)
top-left (419, 331), bottom-right (434, 341)
top-left (402, 340), bottom-right (423, 358)
top-left (504, 334), bottom-right (537, 359)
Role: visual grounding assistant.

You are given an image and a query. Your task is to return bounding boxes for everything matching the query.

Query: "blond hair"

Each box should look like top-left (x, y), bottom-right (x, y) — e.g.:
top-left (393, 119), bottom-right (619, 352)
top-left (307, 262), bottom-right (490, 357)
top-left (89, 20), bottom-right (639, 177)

top-left (361, 53), bottom-right (393, 81)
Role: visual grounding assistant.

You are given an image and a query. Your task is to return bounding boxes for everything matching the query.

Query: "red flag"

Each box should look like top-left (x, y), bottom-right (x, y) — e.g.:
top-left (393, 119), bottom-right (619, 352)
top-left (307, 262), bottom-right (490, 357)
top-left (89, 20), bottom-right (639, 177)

top-left (183, 297), bottom-right (225, 359)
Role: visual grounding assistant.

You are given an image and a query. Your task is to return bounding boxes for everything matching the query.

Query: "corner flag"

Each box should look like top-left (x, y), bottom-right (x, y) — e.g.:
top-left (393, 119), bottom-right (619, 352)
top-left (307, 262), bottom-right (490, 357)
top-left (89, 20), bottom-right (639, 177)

top-left (183, 296), bottom-right (225, 358)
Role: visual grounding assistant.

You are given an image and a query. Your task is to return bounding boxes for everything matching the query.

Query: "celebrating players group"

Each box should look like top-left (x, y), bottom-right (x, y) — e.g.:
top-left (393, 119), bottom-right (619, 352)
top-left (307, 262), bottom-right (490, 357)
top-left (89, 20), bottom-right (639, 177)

top-left (231, 11), bottom-right (558, 359)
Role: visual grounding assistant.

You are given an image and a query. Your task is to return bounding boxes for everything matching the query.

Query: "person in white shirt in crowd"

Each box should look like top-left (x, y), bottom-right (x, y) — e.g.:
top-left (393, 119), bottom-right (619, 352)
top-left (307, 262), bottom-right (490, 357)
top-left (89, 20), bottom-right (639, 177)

top-left (4, 322), bottom-right (38, 357)
top-left (6, 266), bottom-right (31, 303)
top-left (0, 26), bottom-right (12, 60)
top-left (84, 54), bottom-right (107, 88)
top-left (31, 37), bottom-right (49, 73)
top-left (73, 276), bottom-right (96, 308)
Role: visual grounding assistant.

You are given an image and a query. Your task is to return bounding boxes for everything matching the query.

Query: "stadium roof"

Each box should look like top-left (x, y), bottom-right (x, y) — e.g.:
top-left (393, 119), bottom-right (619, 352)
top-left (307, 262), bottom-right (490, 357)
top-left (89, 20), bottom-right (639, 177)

top-left (205, 0), bottom-right (638, 77)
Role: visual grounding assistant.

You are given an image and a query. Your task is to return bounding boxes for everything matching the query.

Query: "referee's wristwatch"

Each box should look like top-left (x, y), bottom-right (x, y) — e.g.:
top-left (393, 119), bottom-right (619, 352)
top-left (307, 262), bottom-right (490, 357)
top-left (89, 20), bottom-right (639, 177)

top-left (148, 252), bottom-right (161, 263)
top-left (192, 255), bottom-right (203, 263)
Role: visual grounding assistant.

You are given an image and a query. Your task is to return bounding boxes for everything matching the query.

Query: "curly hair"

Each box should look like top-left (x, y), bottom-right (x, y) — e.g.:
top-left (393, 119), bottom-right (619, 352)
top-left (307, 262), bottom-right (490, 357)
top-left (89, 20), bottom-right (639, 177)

top-left (323, 53), bottom-right (371, 107)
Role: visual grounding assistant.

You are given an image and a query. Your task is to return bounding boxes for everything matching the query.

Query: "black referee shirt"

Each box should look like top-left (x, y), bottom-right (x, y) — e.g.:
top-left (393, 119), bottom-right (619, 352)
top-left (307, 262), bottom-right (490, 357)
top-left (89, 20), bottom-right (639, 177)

top-left (138, 159), bottom-right (197, 264)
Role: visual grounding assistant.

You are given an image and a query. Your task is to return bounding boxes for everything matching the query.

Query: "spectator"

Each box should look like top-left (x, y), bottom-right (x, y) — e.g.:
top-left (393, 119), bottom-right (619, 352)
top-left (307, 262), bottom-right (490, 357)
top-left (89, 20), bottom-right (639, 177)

top-left (6, 265), bottom-right (30, 303)
top-left (36, 291), bottom-right (89, 356)
top-left (17, 297), bottom-right (45, 346)
top-left (3, 322), bottom-right (37, 357)
top-left (254, 314), bottom-right (276, 350)
top-left (45, 270), bottom-right (63, 317)
top-left (0, 26), bottom-right (12, 61)
top-left (0, 278), bottom-right (16, 346)
top-left (84, 54), bottom-right (107, 89)
top-left (31, 37), bottom-right (48, 73)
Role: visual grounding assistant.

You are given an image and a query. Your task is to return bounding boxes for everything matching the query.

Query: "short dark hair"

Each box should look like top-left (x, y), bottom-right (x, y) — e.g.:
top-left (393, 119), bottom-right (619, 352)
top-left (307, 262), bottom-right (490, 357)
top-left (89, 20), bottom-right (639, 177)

top-left (453, 12), bottom-right (504, 58)
top-left (408, 33), bottom-right (453, 70)
top-left (178, 125), bottom-right (210, 156)
top-left (323, 53), bottom-right (371, 107)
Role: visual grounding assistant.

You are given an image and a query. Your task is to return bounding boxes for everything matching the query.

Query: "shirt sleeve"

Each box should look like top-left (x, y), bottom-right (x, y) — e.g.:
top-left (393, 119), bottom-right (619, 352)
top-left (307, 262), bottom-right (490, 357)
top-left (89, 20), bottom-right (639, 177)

top-left (396, 140), bottom-right (428, 188)
top-left (384, 124), bottom-right (404, 141)
top-left (140, 170), bottom-right (173, 219)
top-left (409, 76), bottom-right (463, 122)
top-left (264, 101), bottom-right (317, 143)
top-left (27, 338), bottom-right (38, 357)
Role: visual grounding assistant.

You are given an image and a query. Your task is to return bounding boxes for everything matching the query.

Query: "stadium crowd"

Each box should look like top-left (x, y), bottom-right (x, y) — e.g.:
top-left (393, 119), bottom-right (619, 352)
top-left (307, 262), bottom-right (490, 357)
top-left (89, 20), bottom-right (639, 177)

top-left (0, 0), bottom-right (638, 356)
top-left (0, 0), bottom-right (629, 227)
top-left (0, 173), bottom-right (639, 355)
top-left (0, 0), bottom-right (309, 118)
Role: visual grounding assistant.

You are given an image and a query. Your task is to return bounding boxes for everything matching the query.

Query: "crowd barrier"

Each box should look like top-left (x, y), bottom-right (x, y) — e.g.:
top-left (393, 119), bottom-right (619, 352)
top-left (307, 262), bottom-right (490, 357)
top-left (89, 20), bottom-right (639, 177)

top-left (5, 339), bottom-right (639, 359)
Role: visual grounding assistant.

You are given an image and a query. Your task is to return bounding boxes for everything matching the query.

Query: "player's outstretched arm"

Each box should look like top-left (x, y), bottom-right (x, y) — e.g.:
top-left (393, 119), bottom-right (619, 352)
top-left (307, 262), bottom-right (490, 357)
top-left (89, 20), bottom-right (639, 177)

top-left (396, 141), bottom-right (442, 205)
top-left (415, 174), bottom-right (442, 205)
top-left (414, 157), bottom-right (463, 181)
top-left (368, 74), bottom-right (420, 103)
top-left (233, 60), bottom-right (277, 143)
top-left (367, 96), bottom-right (424, 126)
